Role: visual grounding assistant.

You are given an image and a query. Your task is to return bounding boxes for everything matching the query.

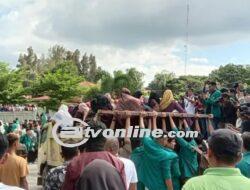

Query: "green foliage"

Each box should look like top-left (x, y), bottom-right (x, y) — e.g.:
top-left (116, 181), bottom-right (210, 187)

top-left (100, 68), bottom-right (144, 95)
top-left (83, 86), bottom-right (101, 101)
top-left (148, 70), bottom-right (175, 92)
top-left (126, 68), bottom-right (144, 93)
top-left (209, 64), bottom-right (250, 86)
top-left (0, 62), bottom-right (26, 104)
top-left (148, 70), bottom-right (207, 98)
top-left (2, 44), bottom-right (250, 108)
top-left (100, 72), bottom-right (114, 93)
top-left (31, 61), bottom-right (83, 110)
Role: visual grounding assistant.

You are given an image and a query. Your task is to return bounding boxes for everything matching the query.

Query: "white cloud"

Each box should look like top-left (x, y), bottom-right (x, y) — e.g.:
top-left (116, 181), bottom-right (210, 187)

top-left (90, 45), bottom-right (213, 85)
top-left (0, 0), bottom-right (249, 85)
top-left (190, 57), bottom-right (209, 64)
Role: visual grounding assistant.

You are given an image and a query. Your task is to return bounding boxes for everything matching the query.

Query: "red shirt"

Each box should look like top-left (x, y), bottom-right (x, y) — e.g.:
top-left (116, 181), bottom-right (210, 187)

top-left (62, 151), bottom-right (126, 190)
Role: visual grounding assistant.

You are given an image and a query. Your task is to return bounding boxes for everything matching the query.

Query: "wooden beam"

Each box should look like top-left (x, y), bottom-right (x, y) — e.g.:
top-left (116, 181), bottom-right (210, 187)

top-left (97, 110), bottom-right (213, 119)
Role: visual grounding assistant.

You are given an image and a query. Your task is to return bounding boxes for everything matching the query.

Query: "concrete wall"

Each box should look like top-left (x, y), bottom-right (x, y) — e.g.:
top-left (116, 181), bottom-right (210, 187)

top-left (0, 111), bottom-right (37, 123)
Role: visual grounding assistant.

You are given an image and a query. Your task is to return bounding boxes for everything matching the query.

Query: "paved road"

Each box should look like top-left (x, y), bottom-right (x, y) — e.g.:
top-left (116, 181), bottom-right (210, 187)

top-left (28, 163), bottom-right (42, 190)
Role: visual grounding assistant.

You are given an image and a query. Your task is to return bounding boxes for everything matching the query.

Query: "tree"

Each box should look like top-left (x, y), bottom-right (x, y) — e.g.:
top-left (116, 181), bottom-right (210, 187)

top-left (88, 54), bottom-right (97, 82)
top-left (100, 68), bottom-right (144, 95)
top-left (0, 62), bottom-right (26, 104)
top-left (78, 53), bottom-right (89, 76)
top-left (94, 67), bottom-right (111, 83)
top-left (72, 49), bottom-right (80, 71)
top-left (17, 47), bottom-right (40, 87)
top-left (148, 71), bottom-right (208, 98)
top-left (126, 68), bottom-right (144, 93)
top-left (209, 64), bottom-right (249, 87)
top-left (100, 73), bottom-right (114, 93)
top-left (148, 70), bottom-right (175, 92)
top-left (31, 61), bottom-right (83, 110)
top-left (48, 45), bottom-right (67, 64)
top-left (113, 71), bottom-right (130, 93)
top-left (17, 47), bottom-right (38, 71)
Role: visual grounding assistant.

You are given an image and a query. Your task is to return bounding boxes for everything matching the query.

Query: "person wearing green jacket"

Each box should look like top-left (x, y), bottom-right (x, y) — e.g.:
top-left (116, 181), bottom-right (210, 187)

top-left (169, 116), bottom-right (198, 183)
top-left (236, 132), bottom-right (250, 178)
top-left (41, 112), bottom-right (48, 128)
top-left (20, 128), bottom-right (37, 163)
top-left (203, 81), bottom-right (222, 129)
top-left (131, 115), bottom-right (181, 190)
top-left (131, 114), bottom-right (180, 190)
top-left (131, 135), bottom-right (179, 190)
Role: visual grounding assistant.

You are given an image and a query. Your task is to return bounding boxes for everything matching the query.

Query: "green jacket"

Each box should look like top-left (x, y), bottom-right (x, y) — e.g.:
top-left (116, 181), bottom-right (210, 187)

top-left (236, 152), bottom-right (250, 178)
top-left (20, 134), bottom-right (37, 152)
top-left (173, 127), bottom-right (198, 178)
top-left (203, 90), bottom-right (222, 118)
top-left (131, 137), bottom-right (179, 190)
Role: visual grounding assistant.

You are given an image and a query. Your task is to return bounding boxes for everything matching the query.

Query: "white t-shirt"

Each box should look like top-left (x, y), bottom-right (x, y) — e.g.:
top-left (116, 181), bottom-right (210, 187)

top-left (184, 97), bottom-right (196, 114)
top-left (0, 120), bottom-right (4, 134)
top-left (0, 183), bottom-right (23, 190)
top-left (119, 157), bottom-right (138, 189)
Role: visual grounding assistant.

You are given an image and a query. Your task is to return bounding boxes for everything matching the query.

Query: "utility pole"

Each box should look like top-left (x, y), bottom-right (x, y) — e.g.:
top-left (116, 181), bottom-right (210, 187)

top-left (184, 0), bottom-right (190, 75)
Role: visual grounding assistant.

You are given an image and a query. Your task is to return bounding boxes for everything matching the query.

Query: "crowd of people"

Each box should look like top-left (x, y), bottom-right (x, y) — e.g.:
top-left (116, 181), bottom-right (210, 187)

top-left (0, 104), bottom-right (37, 112)
top-left (0, 118), bottom-right (40, 163)
top-left (0, 80), bottom-right (249, 190)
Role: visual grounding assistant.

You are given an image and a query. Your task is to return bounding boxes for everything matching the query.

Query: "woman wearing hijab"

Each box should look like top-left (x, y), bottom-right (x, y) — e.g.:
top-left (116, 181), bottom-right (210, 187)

top-left (160, 90), bottom-right (192, 126)
top-left (160, 90), bottom-right (187, 113)
top-left (76, 159), bottom-right (126, 190)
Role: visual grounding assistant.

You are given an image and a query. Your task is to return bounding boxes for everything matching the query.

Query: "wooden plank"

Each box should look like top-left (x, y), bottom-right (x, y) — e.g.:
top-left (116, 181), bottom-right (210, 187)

top-left (97, 110), bottom-right (213, 119)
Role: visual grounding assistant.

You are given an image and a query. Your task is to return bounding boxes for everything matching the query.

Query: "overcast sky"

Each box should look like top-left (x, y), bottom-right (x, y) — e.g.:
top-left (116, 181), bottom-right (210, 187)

top-left (1, 0), bottom-right (250, 84)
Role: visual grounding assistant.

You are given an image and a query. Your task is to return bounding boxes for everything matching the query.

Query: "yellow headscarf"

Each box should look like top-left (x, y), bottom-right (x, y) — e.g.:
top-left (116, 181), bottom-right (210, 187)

top-left (160, 90), bottom-right (175, 111)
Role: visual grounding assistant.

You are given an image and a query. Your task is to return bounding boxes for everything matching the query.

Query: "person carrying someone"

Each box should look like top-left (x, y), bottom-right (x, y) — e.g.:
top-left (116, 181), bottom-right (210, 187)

top-left (169, 115), bottom-right (198, 183)
top-left (131, 113), bottom-right (180, 190)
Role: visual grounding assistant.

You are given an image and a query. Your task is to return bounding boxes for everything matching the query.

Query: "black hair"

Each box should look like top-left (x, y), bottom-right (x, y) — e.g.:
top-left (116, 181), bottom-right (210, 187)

top-left (134, 90), bottom-right (143, 99)
top-left (229, 88), bottom-right (236, 93)
top-left (208, 130), bottom-right (242, 164)
top-left (242, 132), bottom-right (250, 151)
top-left (209, 81), bottom-right (217, 86)
top-left (220, 88), bottom-right (229, 93)
top-left (148, 91), bottom-right (160, 104)
top-left (91, 95), bottom-right (113, 114)
top-left (85, 120), bottom-right (107, 152)
top-left (61, 146), bottom-right (78, 160)
top-left (233, 83), bottom-right (239, 89)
